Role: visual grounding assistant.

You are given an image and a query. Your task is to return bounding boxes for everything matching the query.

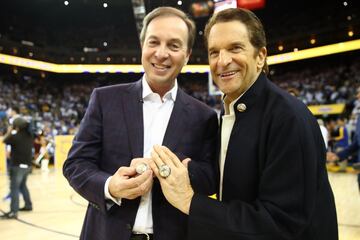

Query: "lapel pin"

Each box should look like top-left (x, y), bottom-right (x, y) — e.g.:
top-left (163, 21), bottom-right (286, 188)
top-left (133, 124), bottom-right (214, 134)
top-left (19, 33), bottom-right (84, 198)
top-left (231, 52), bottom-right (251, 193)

top-left (236, 103), bottom-right (247, 112)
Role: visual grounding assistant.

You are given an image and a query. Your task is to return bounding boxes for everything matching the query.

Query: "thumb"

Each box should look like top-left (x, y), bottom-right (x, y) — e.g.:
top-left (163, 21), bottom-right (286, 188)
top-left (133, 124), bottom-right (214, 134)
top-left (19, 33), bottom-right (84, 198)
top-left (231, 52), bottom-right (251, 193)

top-left (181, 158), bottom-right (191, 168)
top-left (117, 166), bottom-right (136, 177)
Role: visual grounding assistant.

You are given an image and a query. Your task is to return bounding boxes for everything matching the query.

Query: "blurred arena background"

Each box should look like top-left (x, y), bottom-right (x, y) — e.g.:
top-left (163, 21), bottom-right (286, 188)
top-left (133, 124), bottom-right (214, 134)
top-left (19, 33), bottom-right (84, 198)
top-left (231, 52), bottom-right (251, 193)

top-left (0, 0), bottom-right (359, 239)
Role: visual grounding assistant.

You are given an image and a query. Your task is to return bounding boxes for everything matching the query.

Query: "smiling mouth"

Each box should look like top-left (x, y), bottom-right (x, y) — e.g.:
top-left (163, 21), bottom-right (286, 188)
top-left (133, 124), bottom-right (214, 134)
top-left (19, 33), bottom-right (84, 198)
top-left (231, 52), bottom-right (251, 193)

top-left (218, 71), bottom-right (238, 78)
top-left (152, 63), bottom-right (170, 71)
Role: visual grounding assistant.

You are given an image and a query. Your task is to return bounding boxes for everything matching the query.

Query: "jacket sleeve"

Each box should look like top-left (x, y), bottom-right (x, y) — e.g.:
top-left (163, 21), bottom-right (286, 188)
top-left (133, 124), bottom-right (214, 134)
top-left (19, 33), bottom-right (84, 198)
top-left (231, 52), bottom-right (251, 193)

top-left (63, 89), bottom-right (111, 214)
top-left (187, 111), bottom-right (219, 195)
top-left (337, 134), bottom-right (359, 160)
top-left (188, 112), bottom-right (330, 240)
top-left (3, 133), bottom-right (14, 145)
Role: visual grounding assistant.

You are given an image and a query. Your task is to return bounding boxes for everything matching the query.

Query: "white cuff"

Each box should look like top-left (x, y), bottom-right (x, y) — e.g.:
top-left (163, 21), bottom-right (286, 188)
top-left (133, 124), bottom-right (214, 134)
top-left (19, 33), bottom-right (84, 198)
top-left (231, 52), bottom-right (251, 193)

top-left (104, 176), bottom-right (122, 206)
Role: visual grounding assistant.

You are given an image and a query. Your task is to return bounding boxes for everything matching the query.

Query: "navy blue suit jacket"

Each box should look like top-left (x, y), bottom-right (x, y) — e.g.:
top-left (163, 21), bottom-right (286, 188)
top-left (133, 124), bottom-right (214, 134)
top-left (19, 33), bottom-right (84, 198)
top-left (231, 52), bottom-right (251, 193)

top-left (338, 114), bottom-right (360, 162)
top-left (188, 73), bottom-right (338, 240)
top-left (63, 79), bottom-right (218, 240)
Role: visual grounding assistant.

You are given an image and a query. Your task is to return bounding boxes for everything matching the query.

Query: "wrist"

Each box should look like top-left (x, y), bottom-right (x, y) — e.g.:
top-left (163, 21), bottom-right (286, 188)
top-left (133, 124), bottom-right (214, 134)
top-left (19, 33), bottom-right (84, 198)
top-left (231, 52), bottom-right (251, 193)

top-left (180, 189), bottom-right (194, 215)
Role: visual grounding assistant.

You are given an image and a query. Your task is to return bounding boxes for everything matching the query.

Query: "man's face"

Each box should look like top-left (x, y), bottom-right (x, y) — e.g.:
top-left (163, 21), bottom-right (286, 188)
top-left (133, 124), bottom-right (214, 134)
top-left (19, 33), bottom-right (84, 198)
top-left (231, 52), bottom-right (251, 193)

top-left (207, 21), bottom-right (266, 102)
top-left (141, 16), bottom-right (190, 90)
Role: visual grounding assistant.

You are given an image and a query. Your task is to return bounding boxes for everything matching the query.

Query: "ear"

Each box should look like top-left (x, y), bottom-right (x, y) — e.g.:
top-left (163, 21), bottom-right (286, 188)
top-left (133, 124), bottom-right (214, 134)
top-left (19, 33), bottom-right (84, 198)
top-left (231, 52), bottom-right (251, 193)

top-left (256, 47), bottom-right (267, 71)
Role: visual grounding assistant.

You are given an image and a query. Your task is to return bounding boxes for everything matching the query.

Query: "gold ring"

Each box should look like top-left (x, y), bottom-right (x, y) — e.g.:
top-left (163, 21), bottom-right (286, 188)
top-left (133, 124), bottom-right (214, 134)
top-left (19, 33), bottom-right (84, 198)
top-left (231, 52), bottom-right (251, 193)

top-left (159, 164), bottom-right (171, 178)
top-left (135, 163), bottom-right (148, 175)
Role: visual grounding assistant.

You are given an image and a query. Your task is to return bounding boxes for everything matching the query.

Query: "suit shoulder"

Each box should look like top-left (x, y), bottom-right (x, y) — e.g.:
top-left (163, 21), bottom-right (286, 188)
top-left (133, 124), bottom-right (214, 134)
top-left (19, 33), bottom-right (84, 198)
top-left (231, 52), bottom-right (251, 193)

top-left (266, 81), bottom-right (313, 120)
top-left (182, 91), bottom-right (217, 115)
top-left (94, 82), bottom-right (135, 95)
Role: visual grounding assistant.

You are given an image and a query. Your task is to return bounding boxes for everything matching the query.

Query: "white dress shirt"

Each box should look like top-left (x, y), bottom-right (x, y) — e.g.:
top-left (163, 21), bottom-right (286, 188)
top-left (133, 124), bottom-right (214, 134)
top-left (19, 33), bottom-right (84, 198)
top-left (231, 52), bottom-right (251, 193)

top-left (218, 79), bottom-right (256, 201)
top-left (219, 95), bottom-right (240, 201)
top-left (104, 76), bottom-right (177, 234)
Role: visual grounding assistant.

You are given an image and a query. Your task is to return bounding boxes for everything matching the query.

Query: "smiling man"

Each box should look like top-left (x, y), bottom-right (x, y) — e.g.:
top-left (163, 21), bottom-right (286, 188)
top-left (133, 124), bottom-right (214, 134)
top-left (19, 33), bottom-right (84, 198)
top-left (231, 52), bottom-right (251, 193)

top-left (63, 7), bottom-right (218, 240)
top-left (150, 8), bottom-right (338, 240)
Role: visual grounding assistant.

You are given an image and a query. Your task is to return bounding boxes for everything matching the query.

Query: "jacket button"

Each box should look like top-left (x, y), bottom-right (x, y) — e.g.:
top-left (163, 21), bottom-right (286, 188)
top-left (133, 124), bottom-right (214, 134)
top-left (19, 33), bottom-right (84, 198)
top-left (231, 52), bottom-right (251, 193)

top-left (236, 103), bottom-right (247, 112)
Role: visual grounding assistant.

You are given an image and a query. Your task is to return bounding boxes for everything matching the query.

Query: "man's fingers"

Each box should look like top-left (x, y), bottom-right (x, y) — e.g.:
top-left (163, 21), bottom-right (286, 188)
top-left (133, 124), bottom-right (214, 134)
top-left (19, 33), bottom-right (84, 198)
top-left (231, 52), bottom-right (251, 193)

top-left (149, 160), bottom-right (162, 180)
top-left (153, 145), bottom-right (174, 168)
top-left (117, 166), bottom-right (137, 177)
top-left (130, 157), bottom-right (153, 167)
top-left (129, 158), bottom-right (143, 167)
top-left (326, 152), bottom-right (339, 162)
top-left (151, 148), bottom-right (165, 169)
top-left (153, 145), bottom-right (183, 169)
top-left (162, 146), bottom-right (182, 168)
top-left (123, 169), bottom-right (152, 188)
top-left (141, 172), bottom-right (154, 192)
top-left (125, 171), bottom-right (153, 198)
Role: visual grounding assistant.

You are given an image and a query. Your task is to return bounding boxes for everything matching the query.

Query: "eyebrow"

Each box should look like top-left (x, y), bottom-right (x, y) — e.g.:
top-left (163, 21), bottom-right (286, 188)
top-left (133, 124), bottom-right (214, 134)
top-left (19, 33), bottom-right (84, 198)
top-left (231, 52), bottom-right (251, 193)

top-left (146, 35), bottom-right (184, 44)
top-left (147, 35), bottom-right (184, 44)
top-left (229, 41), bottom-right (245, 47)
top-left (168, 39), bottom-right (183, 45)
top-left (208, 47), bottom-right (217, 52)
top-left (146, 35), bottom-right (158, 41)
top-left (208, 41), bottom-right (245, 51)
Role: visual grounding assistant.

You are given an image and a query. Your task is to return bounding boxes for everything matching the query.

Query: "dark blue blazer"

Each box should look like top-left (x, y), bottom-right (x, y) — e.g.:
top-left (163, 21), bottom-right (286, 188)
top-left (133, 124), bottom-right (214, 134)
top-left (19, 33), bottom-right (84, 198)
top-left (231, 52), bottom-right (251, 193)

top-left (338, 114), bottom-right (360, 162)
top-left (188, 73), bottom-right (338, 240)
top-left (63, 79), bottom-right (218, 240)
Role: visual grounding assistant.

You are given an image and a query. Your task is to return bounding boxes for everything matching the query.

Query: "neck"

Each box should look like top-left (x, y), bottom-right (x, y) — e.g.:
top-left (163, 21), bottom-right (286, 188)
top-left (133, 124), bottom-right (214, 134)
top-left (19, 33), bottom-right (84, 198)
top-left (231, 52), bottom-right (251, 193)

top-left (148, 81), bottom-right (174, 99)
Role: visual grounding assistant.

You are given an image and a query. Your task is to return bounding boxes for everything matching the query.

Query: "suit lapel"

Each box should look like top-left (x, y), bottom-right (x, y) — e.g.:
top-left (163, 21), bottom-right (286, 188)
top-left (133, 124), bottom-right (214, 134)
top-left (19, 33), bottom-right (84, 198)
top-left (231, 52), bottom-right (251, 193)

top-left (122, 80), bottom-right (144, 158)
top-left (216, 109), bottom-right (224, 197)
top-left (162, 88), bottom-right (189, 150)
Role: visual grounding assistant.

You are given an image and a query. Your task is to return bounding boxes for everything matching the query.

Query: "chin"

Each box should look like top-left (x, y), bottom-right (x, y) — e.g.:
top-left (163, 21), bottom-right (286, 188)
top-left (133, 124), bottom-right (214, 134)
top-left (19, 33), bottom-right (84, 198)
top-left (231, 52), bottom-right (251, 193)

top-left (218, 85), bottom-right (231, 94)
top-left (154, 77), bottom-right (172, 85)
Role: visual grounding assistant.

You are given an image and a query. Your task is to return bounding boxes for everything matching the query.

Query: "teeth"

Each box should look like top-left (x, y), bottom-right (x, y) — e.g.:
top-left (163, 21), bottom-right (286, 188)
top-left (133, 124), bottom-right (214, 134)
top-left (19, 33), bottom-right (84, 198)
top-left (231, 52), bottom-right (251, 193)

top-left (153, 63), bottom-right (169, 70)
top-left (220, 71), bottom-right (236, 77)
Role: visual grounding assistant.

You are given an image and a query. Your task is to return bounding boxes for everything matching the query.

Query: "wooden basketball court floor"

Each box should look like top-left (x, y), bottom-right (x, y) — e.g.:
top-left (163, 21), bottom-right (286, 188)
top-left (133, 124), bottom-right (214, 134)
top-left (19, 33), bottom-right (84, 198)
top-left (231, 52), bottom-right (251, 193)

top-left (0, 169), bottom-right (359, 240)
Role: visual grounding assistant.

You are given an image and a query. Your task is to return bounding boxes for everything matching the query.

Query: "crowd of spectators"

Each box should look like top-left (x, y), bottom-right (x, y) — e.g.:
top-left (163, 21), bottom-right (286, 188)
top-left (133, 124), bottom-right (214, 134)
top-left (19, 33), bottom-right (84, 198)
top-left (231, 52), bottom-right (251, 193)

top-left (272, 56), bottom-right (360, 106)
top-left (0, 54), bottom-right (359, 141)
top-left (0, 75), bottom-right (96, 137)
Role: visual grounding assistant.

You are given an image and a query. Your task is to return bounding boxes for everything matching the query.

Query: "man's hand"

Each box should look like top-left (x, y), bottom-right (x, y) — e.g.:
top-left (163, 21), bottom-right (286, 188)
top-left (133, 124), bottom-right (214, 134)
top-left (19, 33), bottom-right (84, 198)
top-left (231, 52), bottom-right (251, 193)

top-left (149, 145), bottom-right (194, 215)
top-left (108, 165), bottom-right (153, 200)
top-left (7, 126), bottom-right (13, 132)
top-left (130, 157), bottom-right (155, 176)
top-left (327, 152), bottom-right (339, 162)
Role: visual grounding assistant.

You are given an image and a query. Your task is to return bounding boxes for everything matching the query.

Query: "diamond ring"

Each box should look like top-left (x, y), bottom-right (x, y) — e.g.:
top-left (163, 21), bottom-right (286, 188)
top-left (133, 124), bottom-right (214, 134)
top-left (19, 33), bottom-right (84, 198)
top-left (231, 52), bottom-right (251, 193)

top-left (135, 163), bottom-right (149, 175)
top-left (159, 164), bottom-right (171, 178)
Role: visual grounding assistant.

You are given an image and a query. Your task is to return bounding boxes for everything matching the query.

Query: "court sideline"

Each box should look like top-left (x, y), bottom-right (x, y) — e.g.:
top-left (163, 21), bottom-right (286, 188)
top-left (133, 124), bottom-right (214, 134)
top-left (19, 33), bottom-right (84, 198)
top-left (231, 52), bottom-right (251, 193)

top-left (0, 169), bottom-right (359, 240)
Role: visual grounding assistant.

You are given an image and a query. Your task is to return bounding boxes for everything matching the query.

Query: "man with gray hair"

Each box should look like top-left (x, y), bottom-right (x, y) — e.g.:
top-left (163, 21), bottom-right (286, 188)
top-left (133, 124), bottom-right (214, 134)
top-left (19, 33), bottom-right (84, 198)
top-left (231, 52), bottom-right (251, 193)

top-left (151, 7), bottom-right (338, 240)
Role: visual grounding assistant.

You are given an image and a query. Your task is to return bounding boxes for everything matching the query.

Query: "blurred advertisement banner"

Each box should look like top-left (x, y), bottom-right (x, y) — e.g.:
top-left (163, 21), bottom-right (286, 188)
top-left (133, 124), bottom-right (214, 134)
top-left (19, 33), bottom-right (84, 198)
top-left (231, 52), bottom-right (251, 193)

top-left (237, 0), bottom-right (266, 10)
top-left (214, 0), bottom-right (237, 13)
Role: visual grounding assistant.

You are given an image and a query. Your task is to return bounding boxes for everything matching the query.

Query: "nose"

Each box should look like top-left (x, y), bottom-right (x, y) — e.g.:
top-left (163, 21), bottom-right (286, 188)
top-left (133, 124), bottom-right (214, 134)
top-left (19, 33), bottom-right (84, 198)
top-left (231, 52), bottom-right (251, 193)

top-left (218, 50), bottom-right (232, 67)
top-left (155, 44), bottom-right (169, 59)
